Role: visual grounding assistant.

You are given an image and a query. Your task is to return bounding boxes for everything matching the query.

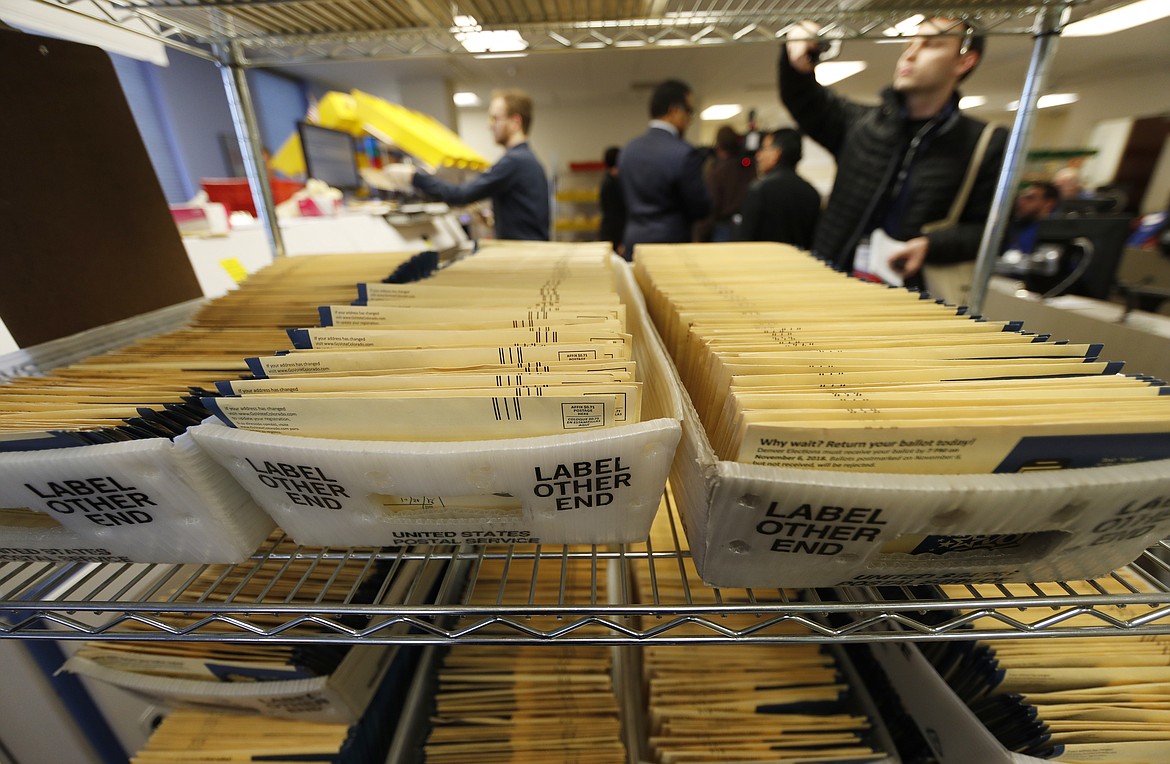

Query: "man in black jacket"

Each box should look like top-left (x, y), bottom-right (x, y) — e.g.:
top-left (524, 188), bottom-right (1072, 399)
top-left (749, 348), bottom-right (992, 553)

top-left (598, 146), bottom-right (627, 256)
top-left (780, 17), bottom-right (1007, 297)
top-left (735, 128), bottom-right (821, 249)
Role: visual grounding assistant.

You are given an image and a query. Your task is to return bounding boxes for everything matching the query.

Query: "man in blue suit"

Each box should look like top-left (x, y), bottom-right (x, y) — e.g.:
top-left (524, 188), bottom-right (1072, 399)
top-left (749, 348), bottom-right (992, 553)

top-left (619, 80), bottom-right (711, 259)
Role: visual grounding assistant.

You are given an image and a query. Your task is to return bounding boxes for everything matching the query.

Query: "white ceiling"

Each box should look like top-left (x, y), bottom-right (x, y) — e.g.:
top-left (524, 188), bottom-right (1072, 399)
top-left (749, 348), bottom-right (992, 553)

top-left (276, 13), bottom-right (1169, 127)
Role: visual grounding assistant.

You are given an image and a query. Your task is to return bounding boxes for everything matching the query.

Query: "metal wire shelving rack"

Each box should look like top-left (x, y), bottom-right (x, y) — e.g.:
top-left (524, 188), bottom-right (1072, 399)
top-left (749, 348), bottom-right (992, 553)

top-left (6, 0), bottom-right (1167, 647)
top-left (29, 0), bottom-right (1101, 304)
top-left (4, 494), bottom-right (1169, 645)
top-left (31, 1), bottom-right (1104, 63)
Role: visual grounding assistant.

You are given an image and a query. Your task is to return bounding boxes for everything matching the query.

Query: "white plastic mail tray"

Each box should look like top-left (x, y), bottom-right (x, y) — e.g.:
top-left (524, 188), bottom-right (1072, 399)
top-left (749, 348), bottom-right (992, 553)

top-left (0, 519), bottom-right (132, 563)
top-left (0, 433), bottom-right (274, 564)
top-left (188, 258), bottom-right (684, 547)
top-left (669, 370), bottom-right (1170, 589)
top-left (63, 556), bottom-right (441, 723)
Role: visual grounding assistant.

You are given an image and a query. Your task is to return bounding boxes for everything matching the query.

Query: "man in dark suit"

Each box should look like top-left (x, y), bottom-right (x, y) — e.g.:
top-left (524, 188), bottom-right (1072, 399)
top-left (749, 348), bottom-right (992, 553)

top-left (735, 128), bottom-right (821, 249)
top-left (618, 80), bottom-right (711, 259)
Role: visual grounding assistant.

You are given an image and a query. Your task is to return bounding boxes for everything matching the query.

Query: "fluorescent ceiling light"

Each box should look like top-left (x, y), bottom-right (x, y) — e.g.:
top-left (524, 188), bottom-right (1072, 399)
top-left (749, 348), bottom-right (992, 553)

top-left (815, 61), bottom-right (867, 86)
top-left (1041, 93), bottom-right (1080, 108)
top-left (958, 95), bottom-right (987, 109)
top-left (473, 52), bottom-right (528, 60)
top-left (1064, 0), bottom-right (1170, 36)
top-left (451, 14), bottom-right (527, 54)
top-left (456, 29), bottom-right (528, 53)
top-left (1006, 93), bottom-right (1080, 111)
top-left (700, 104), bottom-right (742, 121)
top-left (883, 14), bottom-right (924, 37)
top-left (452, 92), bottom-right (480, 107)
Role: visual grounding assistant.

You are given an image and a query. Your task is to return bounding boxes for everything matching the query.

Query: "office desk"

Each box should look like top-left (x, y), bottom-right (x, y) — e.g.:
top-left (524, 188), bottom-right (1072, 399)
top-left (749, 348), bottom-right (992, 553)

top-left (984, 275), bottom-right (1170, 381)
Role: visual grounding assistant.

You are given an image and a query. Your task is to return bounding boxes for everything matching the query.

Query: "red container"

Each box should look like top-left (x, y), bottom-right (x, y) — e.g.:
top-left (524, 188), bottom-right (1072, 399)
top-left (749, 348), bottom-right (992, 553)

top-left (201, 177), bottom-right (304, 216)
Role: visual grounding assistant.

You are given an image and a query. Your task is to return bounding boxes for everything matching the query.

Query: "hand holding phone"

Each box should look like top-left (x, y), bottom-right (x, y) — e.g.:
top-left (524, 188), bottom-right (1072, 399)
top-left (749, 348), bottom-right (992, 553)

top-left (786, 22), bottom-right (839, 73)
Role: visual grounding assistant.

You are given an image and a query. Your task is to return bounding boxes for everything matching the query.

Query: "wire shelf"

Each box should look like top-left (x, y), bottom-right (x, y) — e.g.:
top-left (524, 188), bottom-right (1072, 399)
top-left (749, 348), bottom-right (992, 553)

top-left (8, 0), bottom-right (1158, 653)
top-left (3, 494), bottom-right (1168, 645)
top-left (34, 0), bottom-right (1099, 63)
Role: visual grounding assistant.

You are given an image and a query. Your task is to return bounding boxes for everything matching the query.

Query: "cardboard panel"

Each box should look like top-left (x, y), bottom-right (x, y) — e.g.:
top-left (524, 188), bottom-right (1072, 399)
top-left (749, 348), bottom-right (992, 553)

top-left (0, 29), bottom-right (202, 348)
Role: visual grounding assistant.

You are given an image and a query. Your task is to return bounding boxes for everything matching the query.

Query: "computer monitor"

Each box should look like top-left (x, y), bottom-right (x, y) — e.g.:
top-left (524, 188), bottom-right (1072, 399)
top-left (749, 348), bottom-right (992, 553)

top-left (1030, 216), bottom-right (1133, 300)
top-left (297, 122), bottom-right (362, 190)
top-left (1059, 197), bottom-right (1117, 217)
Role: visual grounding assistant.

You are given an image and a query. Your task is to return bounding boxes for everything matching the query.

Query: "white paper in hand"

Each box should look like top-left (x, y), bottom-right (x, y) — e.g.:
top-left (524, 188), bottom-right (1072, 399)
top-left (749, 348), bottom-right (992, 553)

top-left (381, 163), bottom-right (416, 191)
top-left (869, 228), bottom-right (906, 288)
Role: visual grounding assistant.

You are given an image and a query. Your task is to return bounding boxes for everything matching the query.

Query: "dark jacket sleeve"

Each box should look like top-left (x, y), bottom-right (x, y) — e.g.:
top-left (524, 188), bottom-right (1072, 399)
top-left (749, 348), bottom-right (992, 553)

top-left (598, 176), bottom-right (625, 243)
top-left (924, 125), bottom-right (1010, 264)
top-left (734, 183), bottom-right (763, 241)
top-left (678, 146), bottom-right (713, 223)
top-left (412, 152), bottom-right (515, 206)
top-left (778, 44), bottom-right (867, 157)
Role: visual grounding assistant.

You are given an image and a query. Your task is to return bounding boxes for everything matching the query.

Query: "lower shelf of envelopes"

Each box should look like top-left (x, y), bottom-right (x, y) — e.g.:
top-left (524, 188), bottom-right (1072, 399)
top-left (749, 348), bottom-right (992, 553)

top-left (2, 491), bottom-right (1170, 645)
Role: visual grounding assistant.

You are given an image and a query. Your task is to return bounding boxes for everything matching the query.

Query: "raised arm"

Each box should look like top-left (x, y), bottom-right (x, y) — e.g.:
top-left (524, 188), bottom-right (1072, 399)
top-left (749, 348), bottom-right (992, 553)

top-left (778, 26), bottom-right (867, 156)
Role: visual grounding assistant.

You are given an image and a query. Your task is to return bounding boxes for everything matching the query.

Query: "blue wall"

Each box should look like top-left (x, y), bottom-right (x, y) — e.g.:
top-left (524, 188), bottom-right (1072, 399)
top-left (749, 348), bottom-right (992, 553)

top-left (109, 54), bottom-right (194, 202)
top-left (247, 68), bottom-right (309, 161)
top-left (152, 51), bottom-right (236, 192)
top-left (110, 49), bottom-right (311, 203)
